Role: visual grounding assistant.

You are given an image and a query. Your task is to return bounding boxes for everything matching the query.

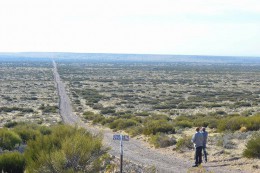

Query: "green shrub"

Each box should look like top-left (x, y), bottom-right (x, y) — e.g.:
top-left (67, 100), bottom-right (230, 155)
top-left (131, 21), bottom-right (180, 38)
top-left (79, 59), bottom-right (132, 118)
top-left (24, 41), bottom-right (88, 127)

top-left (0, 152), bottom-right (25, 173)
top-left (243, 132), bottom-right (260, 158)
top-left (92, 103), bottom-right (103, 109)
top-left (39, 126), bottom-right (52, 135)
top-left (175, 120), bottom-right (193, 128)
top-left (101, 107), bottom-right (116, 114)
top-left (246, 114), bottom-right (260, 131)
top-left (217, 114), bottom-right (260, 132)
top-left (193, 116), bottom-right (219, 129)
top-left (13, 124), bottom-right (41, 143)
top-left (207, 118), bottom-right (219, 129)
top-left (150, 114), bottom-right (170, 121)
top-left (83, 111), bottom-right (97, 120)
top-left (143, 120), bottom-right (175, 135)
top-left (175, 115), bottom-right (193, 122)
top-left (0, 128), bottom-right (22, 150)
top-left (83, 111), bottom-right (106, 124)
top-left (149, 133), bottom-right (177, 148)
top-left (234, 101), bottom-right (251, 108)
top-left (92, 115), bottom-right (106, 124)
top-left (39, 104), bottom-right (58, 113)
top-left (218, 116), bottom-right (244, 131)
top-left (215, 110), bottom-right (227, 115)
top-left (109, 119), bottom-right (138, 130)
top-left (0, 107), bottom-right (34, 113)
top-left (153, 103), bottom-right (176, 109)
top-left (4, 121), bottom-right (18, 128)
top-left (126, 126), bottom-right (144, 137)
top-left (25, 125), bottom-right (107, 173)
top-left (136, 111), bottom-right (150, 116)
top-left (176, 136), bottom-right (193, 151)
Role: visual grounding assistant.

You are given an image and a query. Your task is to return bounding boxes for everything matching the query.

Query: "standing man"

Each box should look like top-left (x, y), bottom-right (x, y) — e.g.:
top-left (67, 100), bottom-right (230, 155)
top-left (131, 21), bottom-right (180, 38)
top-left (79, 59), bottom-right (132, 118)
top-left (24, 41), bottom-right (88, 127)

top-left (201, 127), bottom-right (208, 162)
top-left (191, 127), bottom-right (204, 167)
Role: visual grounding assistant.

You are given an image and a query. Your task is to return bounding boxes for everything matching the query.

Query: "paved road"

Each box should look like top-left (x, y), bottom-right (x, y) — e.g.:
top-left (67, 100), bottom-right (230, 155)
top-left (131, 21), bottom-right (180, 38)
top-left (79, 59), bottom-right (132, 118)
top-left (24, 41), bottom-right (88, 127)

top-left (53, 60), bottom-right (245, 173)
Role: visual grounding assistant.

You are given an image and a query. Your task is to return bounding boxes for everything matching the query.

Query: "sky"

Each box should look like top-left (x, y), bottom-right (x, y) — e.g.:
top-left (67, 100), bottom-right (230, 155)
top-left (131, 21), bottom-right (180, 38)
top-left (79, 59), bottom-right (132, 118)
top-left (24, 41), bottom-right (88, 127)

top-left (0, 0), bottom-right (260, 56)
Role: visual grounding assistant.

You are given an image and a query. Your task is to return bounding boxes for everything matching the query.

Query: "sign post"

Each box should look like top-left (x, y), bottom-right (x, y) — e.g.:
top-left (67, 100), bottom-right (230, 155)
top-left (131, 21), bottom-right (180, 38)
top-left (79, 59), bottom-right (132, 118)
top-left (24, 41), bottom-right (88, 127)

top-left (120, 134), bottom-right (123, 173)
top-left (113, 134), bottom-right (130, 173)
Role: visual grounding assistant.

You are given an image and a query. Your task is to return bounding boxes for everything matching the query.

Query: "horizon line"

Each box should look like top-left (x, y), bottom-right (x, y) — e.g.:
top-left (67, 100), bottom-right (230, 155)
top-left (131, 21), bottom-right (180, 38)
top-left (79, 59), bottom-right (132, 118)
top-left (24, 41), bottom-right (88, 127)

top-left (0, 51), bottom-right (260, 58)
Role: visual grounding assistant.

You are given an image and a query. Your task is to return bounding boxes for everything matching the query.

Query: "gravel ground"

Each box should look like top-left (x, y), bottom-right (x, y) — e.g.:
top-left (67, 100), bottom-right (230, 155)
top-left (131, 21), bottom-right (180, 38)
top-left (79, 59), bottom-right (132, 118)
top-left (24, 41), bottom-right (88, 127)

top-left (53, 60), bottom-right (248, 173)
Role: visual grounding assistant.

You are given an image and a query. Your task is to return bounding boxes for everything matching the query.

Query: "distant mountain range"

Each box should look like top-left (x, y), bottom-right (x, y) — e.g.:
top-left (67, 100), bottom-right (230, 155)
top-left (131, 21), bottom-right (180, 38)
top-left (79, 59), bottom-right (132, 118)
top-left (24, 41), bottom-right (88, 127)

top-left (0, 52), bottom-right (260, 63)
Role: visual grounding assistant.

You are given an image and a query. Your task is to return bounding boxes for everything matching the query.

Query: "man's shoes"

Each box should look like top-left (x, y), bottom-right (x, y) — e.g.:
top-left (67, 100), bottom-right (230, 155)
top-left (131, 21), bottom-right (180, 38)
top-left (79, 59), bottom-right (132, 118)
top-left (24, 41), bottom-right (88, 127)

top-left (192, 164), bottom-right (198, 167)
top-left (204, 159), bottom-right (207, 163)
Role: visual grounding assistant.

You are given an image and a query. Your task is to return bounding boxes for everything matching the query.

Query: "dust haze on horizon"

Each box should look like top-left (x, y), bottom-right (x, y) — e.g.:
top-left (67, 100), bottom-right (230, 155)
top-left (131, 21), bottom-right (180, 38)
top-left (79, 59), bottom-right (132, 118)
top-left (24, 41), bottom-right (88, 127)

top-left (0, 0), bottom-right (260, 57)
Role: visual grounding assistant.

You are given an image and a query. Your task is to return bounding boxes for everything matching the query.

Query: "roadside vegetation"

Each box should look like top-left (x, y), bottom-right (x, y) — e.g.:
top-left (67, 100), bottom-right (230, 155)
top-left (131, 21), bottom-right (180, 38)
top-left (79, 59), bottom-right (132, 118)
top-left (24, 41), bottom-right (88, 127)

top-left (84, 111), bottom-right (260, 134)
top-left (0, 123), bottom-right (109, 173)
top-left (83, 110), bottom-right (260, 160)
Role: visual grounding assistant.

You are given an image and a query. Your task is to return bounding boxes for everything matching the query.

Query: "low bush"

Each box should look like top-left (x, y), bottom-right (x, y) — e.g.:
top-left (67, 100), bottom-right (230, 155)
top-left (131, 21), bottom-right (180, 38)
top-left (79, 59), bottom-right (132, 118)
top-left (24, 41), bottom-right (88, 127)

top-left (4, 121), bottom-right (18, 128)
top-left (149, 133), bottom-right (177, 148)
top-left (135, 111), bottom-right (150, 117)
top-left (180, 113), bottom-right (260, 132)
top-left (143, 120), bottom-right (175, 135)
top-left (218, 116), bottom-right (246, 131)
top-left (0, 152), bottom-right (25, 173)
top-left (153, 103), bottom-right (176, 109)
top-left (217, 114), bottom-right (260, 132)
top-left (246, 114), bottom-right (260, 131)
top-left (39, 104), bottom-right (58, 113)
top-left (101, 107), bottom-right (116, 114)
top-left (83, 111), bottom-right (98, 120)
top-left (0, 128), bottom-right (22, 150)
top-left (175, 120), bottom-right (193, 128)
top-left (243, 132), bottom-right (260, 158)
top-left (126, 126), bottom-right (144, 137)
top-left (75, 88), bottom-right (104, 106)
top-left (25, 125), bottom-right (107, 173)
top-left (193, 117), bottom-right (219, 129)
top-left (93, 115), bottom-right (106, 124)
top-left (83, 111), bottom-right (106, 124)
top-left (176, 136), bottom-right (193, 151)
top-left (149, 114), bottom-right (170, 121)
top-left (109, 119), bottom-right (138, 130)
top-left (0, 107), bottom-right (34, 113)
top-left (92, 103), bottom-right (103, 109)
top-left (207, 118), bottom-right (219, 129)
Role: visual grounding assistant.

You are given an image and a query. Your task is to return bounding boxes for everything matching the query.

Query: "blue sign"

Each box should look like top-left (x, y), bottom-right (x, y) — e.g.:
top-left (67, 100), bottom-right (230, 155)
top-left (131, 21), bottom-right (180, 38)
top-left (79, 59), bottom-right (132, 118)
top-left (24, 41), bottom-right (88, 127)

top-left (113, 134), bottom-right (129, 141)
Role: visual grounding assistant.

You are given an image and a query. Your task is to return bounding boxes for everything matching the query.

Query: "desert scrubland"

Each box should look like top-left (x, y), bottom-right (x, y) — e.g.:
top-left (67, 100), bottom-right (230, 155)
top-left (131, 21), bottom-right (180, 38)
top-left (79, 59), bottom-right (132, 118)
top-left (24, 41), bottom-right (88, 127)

top-left (0, 56), bottom-right (259, 172)
top-left (56, 61), bottom-right (260, 172)
top-left (57, 62), bottom-right (260, 117)
top-left (0, 61), bottom-right (61, 126)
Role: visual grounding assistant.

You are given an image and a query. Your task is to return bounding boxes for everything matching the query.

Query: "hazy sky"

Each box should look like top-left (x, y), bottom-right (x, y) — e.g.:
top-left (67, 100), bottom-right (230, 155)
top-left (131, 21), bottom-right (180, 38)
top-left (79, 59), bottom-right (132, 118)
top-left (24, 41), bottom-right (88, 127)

top-left (0, 0), bottom-right (260, 56)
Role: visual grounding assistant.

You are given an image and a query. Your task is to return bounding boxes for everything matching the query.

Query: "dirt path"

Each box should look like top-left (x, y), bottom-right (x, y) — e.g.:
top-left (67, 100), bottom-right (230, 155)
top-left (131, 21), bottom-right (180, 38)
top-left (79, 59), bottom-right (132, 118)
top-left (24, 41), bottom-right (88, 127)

top-left (52, 60), bottom-right (247, 173)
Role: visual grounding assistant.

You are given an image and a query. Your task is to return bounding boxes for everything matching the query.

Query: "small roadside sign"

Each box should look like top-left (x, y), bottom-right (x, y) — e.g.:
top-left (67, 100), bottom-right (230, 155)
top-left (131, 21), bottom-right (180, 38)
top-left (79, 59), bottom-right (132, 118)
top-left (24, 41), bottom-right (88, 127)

top-left (113, 134), bottom-right (130, 141)
top-left (112, 134), bottom-right (130, 173)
